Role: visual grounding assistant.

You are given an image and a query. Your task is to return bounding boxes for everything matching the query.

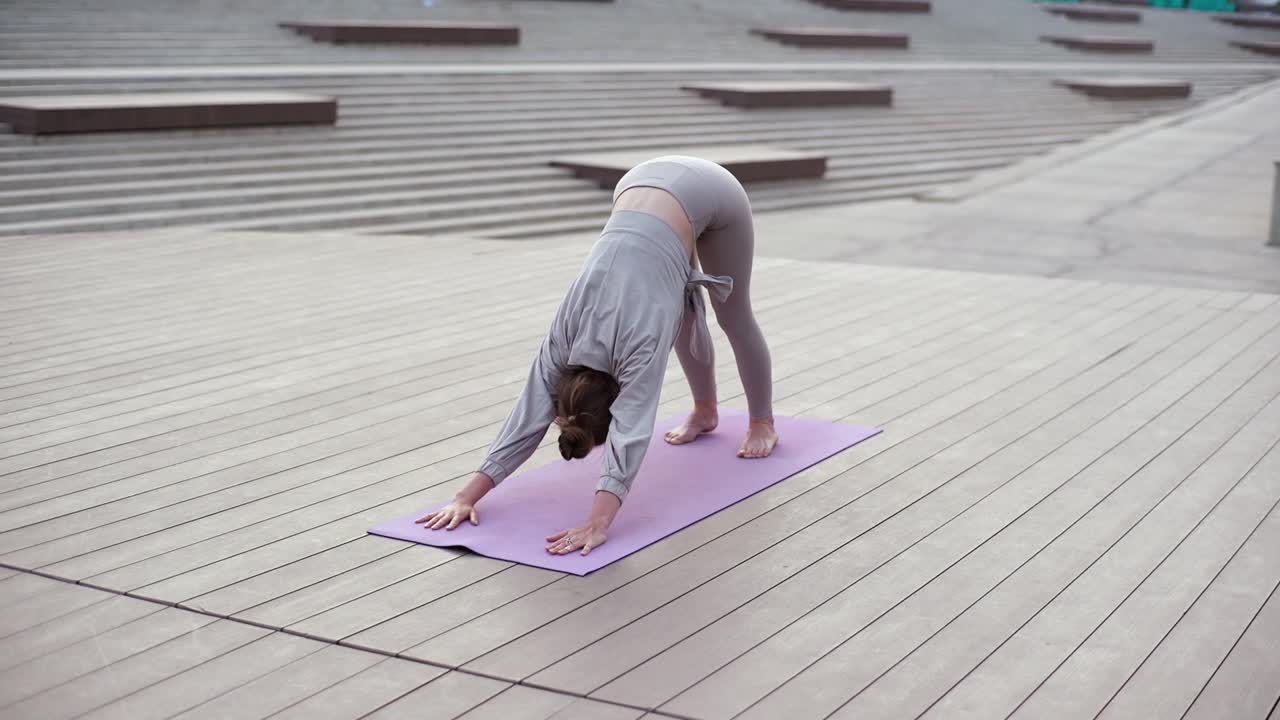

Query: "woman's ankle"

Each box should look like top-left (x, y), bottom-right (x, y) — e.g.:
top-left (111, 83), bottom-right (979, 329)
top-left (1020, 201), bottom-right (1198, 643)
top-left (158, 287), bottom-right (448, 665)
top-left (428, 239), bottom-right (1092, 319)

top-left (692, 399), bottom-right (719, 416)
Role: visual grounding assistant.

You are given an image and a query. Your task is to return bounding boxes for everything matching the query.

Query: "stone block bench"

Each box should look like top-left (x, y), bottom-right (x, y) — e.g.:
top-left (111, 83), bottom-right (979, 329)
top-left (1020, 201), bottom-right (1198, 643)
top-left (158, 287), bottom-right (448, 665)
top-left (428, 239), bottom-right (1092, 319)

top-left (0, 92), bottom-right (337, 135)
top-left (1231, 39), bottom-right (1280, 56)
top-left (1043, 5), bottom-right (1142, 22)
top-left (681, 81), bottom-right (893, 108)
top-left (549, 145), bottom-right (829, 188)
top-left (808, 0), bottom-right (931, 12)
top-left (280, 21), bottom-right (519, 45)
top-left (1053, 77), bottom-right (1192, 99)
top-left (1214, 13), bottom-right (1280, 29)
top-left (1040, 34), bottom-right (1154, 52)
top-left (750, 27), bottom-right (910, 48)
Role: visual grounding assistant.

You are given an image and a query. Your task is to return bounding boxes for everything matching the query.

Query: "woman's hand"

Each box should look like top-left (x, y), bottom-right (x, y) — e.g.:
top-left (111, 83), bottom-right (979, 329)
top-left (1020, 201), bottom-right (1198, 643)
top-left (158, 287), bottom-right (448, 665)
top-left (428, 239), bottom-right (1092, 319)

top-left (546, 523), bottom-right (608, 556)
top-left (415, 499), bottom-right (478, 531)
top-left (546, 490), bottom-right (621, 556)
top-left (416, 472), bottom-right (495, 531)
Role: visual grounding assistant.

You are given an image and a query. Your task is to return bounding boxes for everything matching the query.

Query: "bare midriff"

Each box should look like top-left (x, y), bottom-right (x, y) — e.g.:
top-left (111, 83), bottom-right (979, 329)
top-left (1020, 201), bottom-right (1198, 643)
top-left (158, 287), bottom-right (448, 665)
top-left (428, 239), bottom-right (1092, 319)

top-left (612, 186), bottom-right (696, 261)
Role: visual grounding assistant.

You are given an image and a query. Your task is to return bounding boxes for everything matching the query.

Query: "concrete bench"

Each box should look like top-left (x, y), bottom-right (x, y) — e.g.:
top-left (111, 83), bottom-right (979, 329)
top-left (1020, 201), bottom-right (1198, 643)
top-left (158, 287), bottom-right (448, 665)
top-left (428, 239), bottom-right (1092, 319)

top-left (750, 27), bottom-right (910, 48)
top-left (0, 92), bottom-right (337, 135)
top-left (681, 82), bottom-right (893, 108)
top-left (280, 21), bottom-right (519, 45)
top-left (808, 0), bottom-right (931, 12)
top-left (1053, 77), bottom-right (1192, 99)
top-left (1214, 13), bottom-right (1280, 29)
top-left (1040, 34), bottom-right (1154, 52)
top-left (549, 146), bottom-right (829, 188)
top-left (1043, 6), bottom-right (1142, 22)
top-left (1232, 39), bottom-right (1280, 56)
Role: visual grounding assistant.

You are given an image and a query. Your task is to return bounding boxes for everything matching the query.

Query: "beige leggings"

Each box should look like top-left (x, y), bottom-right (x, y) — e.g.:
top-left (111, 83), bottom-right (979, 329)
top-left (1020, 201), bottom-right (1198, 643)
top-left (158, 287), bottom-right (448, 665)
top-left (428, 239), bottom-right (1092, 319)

top-left (613, 155), bottom-right (774, 419)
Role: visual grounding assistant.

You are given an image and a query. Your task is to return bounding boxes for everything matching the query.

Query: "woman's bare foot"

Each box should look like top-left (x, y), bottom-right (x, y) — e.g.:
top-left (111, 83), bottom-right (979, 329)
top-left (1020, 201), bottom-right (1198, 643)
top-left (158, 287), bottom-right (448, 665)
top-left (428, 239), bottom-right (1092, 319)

top-left (739, 417), bottom-right (779, 458)
top-left (665, 401), bottom-right (719, 445)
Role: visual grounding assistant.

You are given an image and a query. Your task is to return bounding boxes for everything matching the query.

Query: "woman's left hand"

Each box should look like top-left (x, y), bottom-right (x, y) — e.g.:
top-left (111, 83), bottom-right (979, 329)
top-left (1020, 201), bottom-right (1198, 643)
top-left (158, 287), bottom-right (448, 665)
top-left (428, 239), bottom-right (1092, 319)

top-left (546, 523), bottom-right (607, 556)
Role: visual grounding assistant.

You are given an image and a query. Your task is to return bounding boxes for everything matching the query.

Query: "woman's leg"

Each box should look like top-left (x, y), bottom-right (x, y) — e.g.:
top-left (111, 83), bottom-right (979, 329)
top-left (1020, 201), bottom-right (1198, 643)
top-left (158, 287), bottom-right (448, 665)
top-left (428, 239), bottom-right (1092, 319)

top-left (695, 175), bottom-right (777, 457)
top-left (665, 260), bottom-right (721, 445)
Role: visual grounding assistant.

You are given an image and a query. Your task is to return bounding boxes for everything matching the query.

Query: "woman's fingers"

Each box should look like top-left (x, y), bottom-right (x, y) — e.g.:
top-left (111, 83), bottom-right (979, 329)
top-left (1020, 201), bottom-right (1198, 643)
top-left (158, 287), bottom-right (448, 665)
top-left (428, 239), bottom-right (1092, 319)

top-left (447, 513), bottom-right (464, 530)
top-left (414, 512), bottom-right (434, 524)
top-left (430, 512), bottom-right (452, 530)
top-left (470, 509), bottom-right (479, 526)
top-left (546, 530), bottom-right (568, 543)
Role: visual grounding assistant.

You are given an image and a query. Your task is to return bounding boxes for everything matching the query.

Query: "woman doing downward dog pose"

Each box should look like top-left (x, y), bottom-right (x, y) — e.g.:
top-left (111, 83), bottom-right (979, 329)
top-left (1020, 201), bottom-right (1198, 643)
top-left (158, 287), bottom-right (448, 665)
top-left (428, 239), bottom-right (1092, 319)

top-left (418, 155), bottom-right (778, 555)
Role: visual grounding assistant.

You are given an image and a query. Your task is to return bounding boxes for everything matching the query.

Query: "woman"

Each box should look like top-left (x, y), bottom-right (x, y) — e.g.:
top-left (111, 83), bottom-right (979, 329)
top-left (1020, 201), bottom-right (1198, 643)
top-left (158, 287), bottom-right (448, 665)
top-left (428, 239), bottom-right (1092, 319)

top-left (416, 155), bottom-right (778, 556)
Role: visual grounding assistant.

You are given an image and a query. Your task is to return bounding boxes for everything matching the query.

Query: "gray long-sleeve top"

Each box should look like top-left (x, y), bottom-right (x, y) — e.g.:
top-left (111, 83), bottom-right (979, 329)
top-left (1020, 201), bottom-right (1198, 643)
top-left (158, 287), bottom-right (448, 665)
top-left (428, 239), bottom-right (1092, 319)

top-left (476, 210), bottom-right (732, 502)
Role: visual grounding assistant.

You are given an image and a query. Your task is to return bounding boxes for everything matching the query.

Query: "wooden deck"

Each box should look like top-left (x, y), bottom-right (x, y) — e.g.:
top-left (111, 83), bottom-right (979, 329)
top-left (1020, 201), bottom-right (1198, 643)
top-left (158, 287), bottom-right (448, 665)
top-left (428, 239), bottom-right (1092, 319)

top-left (1, 228), bottom-right (1279, 719)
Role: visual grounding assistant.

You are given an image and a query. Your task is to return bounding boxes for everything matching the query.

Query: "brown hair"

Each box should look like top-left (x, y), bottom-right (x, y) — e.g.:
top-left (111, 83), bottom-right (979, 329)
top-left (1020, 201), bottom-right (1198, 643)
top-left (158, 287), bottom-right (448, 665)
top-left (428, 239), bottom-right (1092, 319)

top-left (555, 366), bottom-right (620, 461)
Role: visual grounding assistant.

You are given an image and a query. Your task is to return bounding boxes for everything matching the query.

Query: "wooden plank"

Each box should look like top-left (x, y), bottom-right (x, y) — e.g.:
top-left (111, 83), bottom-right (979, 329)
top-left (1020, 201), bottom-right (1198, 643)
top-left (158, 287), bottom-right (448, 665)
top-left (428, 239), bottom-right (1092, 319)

top-left (287, 555), bottom-right (513, 643)
top-left (550, 145), bottom-right (828, 189)
top-left (1008, 424), bottom-right (1280, 718)
top-left (0, 580), bottom-right (110, 637)
top-left (344, 564), bottom-right (561, 656)
top-left (79, 633), bottom-right (324, 720)
top-left (15, 267), bottom-right (849, 589)
top-left (404, 284), bottom-right (1160, 675)
top-left (1054, 77), bottom-right (1192, 100)
top-left (169, 643), bottom-right (383, 720)
top-left (0, 92), bottom-right (337, 135)
top-left (3, 620), bottom-right (268, 720)
top-left (0, 594), bottom-right (163, 672)
top-left (185, 269), bottom-right (962, 627)
top-left (1182, 580), bottom-right (1280, 720)
top-left (456, 685), bottom-right (644, 720)
top-left (532, 294), bottom-right (1162, 696)
top-left (1044, 5), bottom-right (1142, 22)
top-left (749, 28), bottom-right (910, 48)
top-left (1040, 35), bottom-right (1154, 53)
top-left (0, 607), bottom-right (216, 708)
top-left (361, 672), bottom-right (512, 719)
top-left (0, 571), bottom-right (59, 607)
top-left (281, 21), bottom-right (519, 46)
top-left (681, 81), bottom-right (893, 108)
top-left (180, 540), bottom-right (405, 618)
top-left (26, 268), bottom-right (913, 590)
top-left (353, 272), bottom-right (1059, 655)
top-left (0, 270), bottom-right (565, 465)
top-left (542, 298), bottom-right (1246, 709)
top-left (1096, 464), bottom-right (1280, 720)
top-left (644, 300), bottom-right (1254, 717)
top-left (798, 321), bottom-right (1280, 720)
top-left (269, 657), bottom-right (445, 720)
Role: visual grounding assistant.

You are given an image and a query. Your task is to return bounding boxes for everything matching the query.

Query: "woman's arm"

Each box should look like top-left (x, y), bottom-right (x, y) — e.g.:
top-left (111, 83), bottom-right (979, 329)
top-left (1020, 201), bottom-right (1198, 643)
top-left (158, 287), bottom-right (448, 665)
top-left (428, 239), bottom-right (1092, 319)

top-left (421, 333), bottom-right (564, 532)
top-left (546, 348), bottom-right (666, 555)
top-left (477, 334), bottom-right (565, 486)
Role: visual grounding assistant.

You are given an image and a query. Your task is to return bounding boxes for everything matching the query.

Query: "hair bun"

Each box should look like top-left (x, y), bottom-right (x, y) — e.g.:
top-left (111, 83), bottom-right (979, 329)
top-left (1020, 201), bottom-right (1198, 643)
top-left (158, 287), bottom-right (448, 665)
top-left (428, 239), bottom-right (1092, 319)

top-left (558, 422), bottom-right (593, 461)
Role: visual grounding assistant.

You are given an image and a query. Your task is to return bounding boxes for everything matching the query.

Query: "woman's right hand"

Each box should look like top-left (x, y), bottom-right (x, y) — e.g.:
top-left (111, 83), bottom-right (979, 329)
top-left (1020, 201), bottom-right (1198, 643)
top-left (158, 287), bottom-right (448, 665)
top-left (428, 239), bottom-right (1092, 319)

top-left (415, 500), bottom-right (478, 531)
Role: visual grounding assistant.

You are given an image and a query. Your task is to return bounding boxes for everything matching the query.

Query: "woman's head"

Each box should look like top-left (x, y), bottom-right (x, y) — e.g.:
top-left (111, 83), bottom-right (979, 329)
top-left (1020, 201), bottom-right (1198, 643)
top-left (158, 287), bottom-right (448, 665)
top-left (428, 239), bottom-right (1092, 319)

top-left (555, 366), bottom-right (619, 461)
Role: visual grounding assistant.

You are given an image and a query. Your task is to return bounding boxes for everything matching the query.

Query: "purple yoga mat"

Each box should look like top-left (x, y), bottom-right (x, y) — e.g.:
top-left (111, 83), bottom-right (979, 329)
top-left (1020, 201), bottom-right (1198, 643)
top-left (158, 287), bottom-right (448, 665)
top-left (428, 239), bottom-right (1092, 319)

top-left (368, 410), bottom-right (880, 575)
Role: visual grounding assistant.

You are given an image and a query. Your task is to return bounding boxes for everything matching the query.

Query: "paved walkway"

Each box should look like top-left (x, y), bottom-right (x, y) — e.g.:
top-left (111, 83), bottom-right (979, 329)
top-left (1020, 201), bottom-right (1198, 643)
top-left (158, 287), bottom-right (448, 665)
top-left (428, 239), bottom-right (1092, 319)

top-left (750, 78), bottom-right (1280, 293)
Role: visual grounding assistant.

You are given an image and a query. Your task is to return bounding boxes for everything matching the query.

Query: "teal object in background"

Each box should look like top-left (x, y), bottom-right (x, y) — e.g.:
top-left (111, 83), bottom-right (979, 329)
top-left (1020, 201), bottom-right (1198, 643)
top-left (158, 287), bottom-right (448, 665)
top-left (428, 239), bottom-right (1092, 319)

top-left (1188, 0), bottom-right (1237, 10)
